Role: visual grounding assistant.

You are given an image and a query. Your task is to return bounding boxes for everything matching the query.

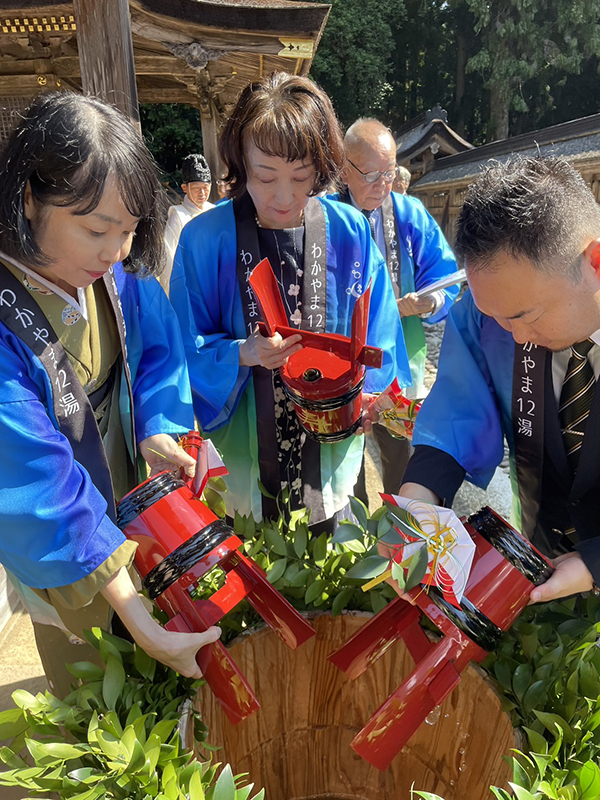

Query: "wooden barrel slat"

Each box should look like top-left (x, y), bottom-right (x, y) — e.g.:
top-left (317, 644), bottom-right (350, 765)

top-left (197, 612), bottom-right (516, 799)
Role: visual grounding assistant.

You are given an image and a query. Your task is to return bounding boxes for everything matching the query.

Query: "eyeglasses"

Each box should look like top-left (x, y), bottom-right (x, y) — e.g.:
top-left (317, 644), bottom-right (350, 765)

top-left (347, 158), bottom-right (396, 184)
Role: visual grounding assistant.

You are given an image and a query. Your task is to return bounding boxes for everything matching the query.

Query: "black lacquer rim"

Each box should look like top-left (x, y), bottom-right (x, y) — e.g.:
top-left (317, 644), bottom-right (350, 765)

top-left (116, 472), bottom-right (185, 529)
top-left (426, 586), bottom-right (504, 652)
top-left (142, 519), bottom-right (235, 600)
top-left (423, 506), bottom-right (553, 650)
top-left (282, 372), bottom-right (365, 412)
top-left (467, 506), bottom-right (553, 587)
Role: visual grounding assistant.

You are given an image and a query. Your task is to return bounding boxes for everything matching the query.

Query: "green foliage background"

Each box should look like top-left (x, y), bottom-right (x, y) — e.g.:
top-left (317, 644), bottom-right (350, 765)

top-left (140, 103), bottom-right (204, 192)
top-left (307, 0), bottom-right (600, 143)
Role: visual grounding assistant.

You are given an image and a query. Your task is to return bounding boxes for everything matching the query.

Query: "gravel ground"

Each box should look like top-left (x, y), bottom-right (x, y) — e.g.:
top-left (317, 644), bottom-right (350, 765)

top-left (365, 320), bottom-right (513, 520)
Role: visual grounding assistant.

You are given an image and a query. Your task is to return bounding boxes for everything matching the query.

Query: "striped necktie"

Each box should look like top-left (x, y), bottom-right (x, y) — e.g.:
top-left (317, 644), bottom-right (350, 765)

top-left (362, 209), bottom-right (377, 241)
top-left (558, 338), bottom-right (596, 471)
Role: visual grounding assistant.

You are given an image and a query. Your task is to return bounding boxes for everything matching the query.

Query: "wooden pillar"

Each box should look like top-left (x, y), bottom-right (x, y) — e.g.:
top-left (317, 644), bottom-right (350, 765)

top-left (73, 0), bottom-right (140, 124)
top-left (200, 98), bottom-right (223, 203)
top-left (421, 148), bottom-right (434, 175)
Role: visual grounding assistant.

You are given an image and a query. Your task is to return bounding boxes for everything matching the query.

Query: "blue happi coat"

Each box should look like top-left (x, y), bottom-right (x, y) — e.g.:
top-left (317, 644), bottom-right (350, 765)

top-left (170, 196), bottom-right (408, 521)
top-left (0, 265), bottom-right (194, 589)
top-left (330, 190), bottom-right (459, 396)
top-left (413, 290), bottom-right (521, 519)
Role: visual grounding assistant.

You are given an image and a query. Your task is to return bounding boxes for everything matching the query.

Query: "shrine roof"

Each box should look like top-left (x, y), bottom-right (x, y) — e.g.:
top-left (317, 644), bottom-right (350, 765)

top-left (0, 0), bottom-right (330, 107)
top-left (395, 105), bottom-right (473, 161)
top-left (414, 112), bottom-right (600, 188)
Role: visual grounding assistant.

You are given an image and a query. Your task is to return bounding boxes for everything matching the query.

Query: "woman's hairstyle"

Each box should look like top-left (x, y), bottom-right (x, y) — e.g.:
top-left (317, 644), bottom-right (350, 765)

top-left (0, 92), bottom-right (167, 275)
top-left (219, 72), bottom-right (344, 199)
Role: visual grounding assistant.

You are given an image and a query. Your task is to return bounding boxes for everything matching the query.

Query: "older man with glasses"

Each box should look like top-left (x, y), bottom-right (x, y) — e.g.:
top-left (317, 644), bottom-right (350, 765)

top-left (331, 117), bottom-right (460, 501)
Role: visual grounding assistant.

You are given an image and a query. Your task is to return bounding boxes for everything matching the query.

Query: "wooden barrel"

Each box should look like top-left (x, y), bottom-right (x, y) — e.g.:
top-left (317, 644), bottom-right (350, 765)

top-left (196, 612), bottom-right (516, 800)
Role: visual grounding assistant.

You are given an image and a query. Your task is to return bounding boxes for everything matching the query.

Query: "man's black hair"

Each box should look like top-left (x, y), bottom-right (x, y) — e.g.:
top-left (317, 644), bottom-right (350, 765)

top-left (455, 156), bottom-right (600, 281)
top-left (0, 92), bottom-right (167, 276)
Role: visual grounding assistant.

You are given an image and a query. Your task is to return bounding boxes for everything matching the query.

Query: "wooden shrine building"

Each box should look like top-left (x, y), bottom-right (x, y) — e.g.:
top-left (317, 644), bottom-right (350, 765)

top-left (395, 105), bottom-right (472, 184)
top-left (409, 112), bottom-right (600, 244)
top-left (0, 0), bottom-right (330, 179)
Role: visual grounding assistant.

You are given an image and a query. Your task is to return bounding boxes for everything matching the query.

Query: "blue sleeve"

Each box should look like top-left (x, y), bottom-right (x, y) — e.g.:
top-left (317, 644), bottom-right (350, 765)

top-left (0, 331), bottom-right (125, 589)
top-left (397, 194), bottom-right (459, 323)
top-left (122, 273), bottom-right (195, 441)
top-left (412, 292), bottom-right (505, 488)
top-left (169, 207), bottom-right (251, 432)
top-left (362, 226), bottom-right (409, 391)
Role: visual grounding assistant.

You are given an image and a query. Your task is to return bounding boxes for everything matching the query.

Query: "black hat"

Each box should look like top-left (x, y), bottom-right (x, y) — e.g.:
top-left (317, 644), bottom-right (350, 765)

top-left (181, 154), bottom-right (211, 183)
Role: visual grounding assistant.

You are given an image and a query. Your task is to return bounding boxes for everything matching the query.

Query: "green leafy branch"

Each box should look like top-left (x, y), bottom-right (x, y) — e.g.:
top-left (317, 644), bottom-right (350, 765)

top-left (191, 493), bottom-right (410, 642)
top-left (0, 627), bottom-right (264, 800)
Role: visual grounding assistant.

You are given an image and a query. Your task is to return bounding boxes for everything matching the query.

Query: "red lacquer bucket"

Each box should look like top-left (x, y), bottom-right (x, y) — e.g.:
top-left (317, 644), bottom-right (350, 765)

top-left (282, 350), bottom-right (366, 442)
top-left (249, 258), bottom-right (383, 443)
top-left (115, 434), bottom-right (315, 725)
top-left (329, 505), bottom-right (554, 770)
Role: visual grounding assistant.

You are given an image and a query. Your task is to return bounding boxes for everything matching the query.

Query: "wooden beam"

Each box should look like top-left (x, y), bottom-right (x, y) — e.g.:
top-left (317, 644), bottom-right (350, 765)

top-left (130, 11), bottom-right (318, 56)
top-left (137, 88), bottom-right (198, 104)
top-left (52, 54), bottom-right (197, 78)
top-left (73, 0), bottom-right (139, 123)
top-left (199, 97), bottom-right (223, 203)
top-left (0, 73), bottom-right (60, 94)
top-left (0, 59), bottom-right (53, 75)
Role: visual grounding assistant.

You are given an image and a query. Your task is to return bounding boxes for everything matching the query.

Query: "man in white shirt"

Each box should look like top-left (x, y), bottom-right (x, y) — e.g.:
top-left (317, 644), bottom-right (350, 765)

top-left (162, 154), bottom-right (214, 291)
top-left (393, 165), bottom-right (411, 194)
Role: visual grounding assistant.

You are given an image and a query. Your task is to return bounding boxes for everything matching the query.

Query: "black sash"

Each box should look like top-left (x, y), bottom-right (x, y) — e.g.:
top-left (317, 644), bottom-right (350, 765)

top-left (0, 263), bottom-right (136, 522)
top-left (511, 341), bottom-right (547, 539)
top-left (234, 192), bottom-right (328, 335)
top-left (381, 194), bottom-right (402, 299)
top-left (102, 268), bottom-right (137, 470)
top-left (233, 192), bottom-right (329, 520)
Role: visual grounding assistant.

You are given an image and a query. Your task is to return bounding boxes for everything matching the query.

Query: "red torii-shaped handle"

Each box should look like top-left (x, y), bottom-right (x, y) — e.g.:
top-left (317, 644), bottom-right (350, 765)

top-left (248, 257), bottom-right (383, 370)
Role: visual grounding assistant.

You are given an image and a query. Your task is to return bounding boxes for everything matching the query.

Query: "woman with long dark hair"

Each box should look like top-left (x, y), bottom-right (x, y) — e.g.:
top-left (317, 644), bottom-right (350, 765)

top-left (0, 92), bottom-right (219, 695)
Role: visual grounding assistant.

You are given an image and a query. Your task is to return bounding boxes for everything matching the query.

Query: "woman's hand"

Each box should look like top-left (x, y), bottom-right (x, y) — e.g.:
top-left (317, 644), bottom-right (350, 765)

top-left (239, 328), bottom-right (303, 369)
top-left (529, 552), bottom-right (593, 604)
top-left (136, 627), bottom-right (222, 679)
top-left (139, 433), bottom-right (196, 478)
top-left (101, 567), bottom-right (221, 679)
top-left (397, 292), bottom-right (435, 318)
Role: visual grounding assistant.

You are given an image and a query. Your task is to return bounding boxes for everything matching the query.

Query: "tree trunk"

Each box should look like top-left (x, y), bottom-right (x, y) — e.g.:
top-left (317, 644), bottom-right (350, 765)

top-left (488, 80), bottom-right (509, 141)
top-left (455, 31), bottom-right (467, 137)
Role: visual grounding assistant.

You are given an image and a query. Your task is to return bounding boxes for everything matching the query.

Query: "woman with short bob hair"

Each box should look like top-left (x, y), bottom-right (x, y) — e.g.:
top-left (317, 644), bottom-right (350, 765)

top-left (170, 73), bottom-right (408, 528)
top-left (220, 72), bottom-right (344, 200)
top-left (0, 92), bottom-right (219, 696)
